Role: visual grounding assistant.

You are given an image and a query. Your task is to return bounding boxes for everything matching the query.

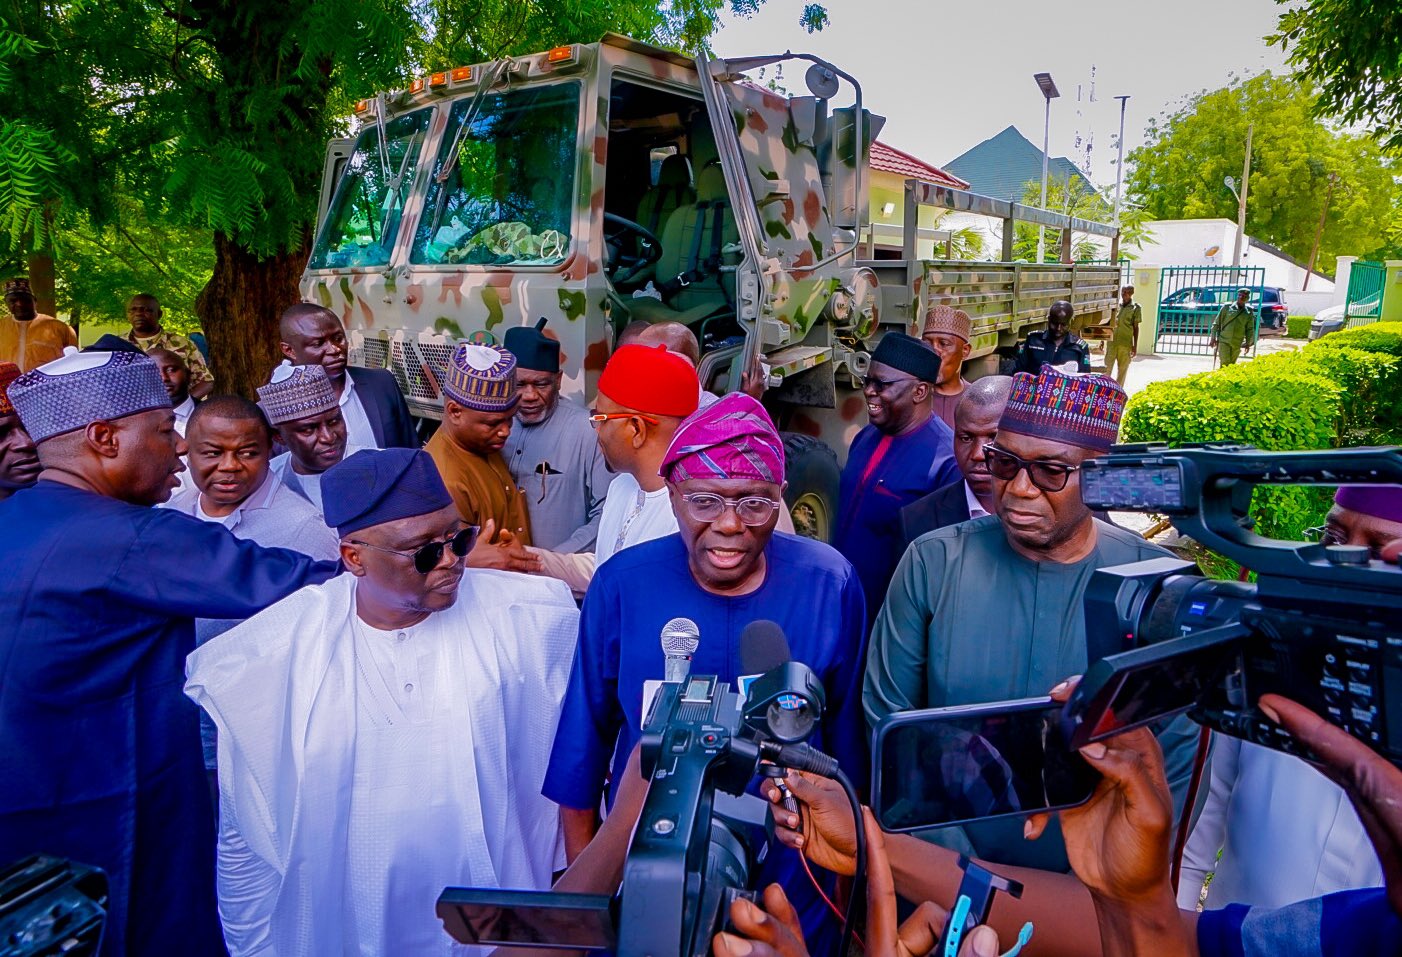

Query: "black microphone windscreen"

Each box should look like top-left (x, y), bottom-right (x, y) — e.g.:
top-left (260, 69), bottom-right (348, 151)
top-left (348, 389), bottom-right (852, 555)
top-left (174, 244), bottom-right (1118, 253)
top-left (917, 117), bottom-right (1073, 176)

top-left (740, 619), bottom-right (791, 675)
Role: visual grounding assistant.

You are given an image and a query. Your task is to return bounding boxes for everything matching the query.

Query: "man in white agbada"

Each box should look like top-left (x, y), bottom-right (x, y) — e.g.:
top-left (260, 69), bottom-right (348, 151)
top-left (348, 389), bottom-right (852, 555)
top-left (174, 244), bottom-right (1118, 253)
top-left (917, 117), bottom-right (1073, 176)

top-left (186, 447), bottom-right (578, 955)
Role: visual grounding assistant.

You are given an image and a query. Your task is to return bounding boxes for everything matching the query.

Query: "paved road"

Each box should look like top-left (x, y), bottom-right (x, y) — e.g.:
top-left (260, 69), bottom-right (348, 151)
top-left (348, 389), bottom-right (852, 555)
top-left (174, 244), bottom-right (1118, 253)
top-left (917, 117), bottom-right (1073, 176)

top-left (1093, 334), bottom-right (1304, 397)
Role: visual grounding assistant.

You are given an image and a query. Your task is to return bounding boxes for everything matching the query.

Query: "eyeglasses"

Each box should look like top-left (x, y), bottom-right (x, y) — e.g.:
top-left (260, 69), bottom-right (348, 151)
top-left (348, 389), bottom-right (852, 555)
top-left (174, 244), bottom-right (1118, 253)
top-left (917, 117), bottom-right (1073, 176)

top-left (860, 374), bottom-right (917, 394)
top-left (348, 526), bottom-right (479, 574)
top-left (588, 411), bottom-right (659, 429)
top-left (984, 444), bottom-right (1081, 493)
top-left (680, 492), bottom-right (783, 526)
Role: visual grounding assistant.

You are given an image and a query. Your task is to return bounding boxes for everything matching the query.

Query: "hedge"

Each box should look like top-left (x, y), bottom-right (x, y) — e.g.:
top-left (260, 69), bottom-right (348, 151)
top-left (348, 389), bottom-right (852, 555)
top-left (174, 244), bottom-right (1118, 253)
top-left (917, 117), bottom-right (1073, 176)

top-left (1286, 315), bottom-right (1311, 339)
top-left (1121, 322), bottom-right (1402, 548)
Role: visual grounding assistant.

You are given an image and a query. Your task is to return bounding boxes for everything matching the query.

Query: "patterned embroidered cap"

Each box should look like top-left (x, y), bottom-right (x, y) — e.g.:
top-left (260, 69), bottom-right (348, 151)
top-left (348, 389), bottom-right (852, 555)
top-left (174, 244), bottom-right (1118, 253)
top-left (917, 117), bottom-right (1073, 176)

top-left (442, 343), bottom-right (519, 412)
top-left (660, 392), bottom-right (785, 485)
top-left (998, 364), bottom-right (1127, 453)
top-left (0, 362), bottom-right (20, 415)
top-left (256, 361), bottom-right (338, 425)
top-left (9, 347), bottom-right (171, 443)
top-left (922, 304), bottom-right (972, 343)
top-left (3, 277), bottom-right (31, 296)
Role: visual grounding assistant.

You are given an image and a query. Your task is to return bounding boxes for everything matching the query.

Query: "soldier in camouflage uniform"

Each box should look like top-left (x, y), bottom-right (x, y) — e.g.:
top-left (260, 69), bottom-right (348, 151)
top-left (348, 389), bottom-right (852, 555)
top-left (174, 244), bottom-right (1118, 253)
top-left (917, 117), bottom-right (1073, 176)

top-left (125, 294), bottom-right (214, 398)
top-left (1209, 288), bottom-right (1255, 367)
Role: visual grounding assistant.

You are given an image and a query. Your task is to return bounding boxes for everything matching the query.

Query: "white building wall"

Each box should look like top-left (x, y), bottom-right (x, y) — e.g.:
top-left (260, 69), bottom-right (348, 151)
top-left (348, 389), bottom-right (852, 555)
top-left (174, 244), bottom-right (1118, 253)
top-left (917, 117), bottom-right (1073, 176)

top-left (1129, 219), bottom-right (1334, 293)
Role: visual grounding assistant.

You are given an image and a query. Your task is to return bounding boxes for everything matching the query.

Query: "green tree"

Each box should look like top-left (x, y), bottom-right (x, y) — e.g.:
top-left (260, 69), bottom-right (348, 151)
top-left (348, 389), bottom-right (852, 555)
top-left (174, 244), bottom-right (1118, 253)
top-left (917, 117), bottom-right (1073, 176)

top-left (1271, 0), bottom-right (1402, 150)
top-left (1125, 73), bottom-right (1397, 276)
top-left (1008, 175), bottom-right (1152, 263)
top-left (3, 1), bottom-right (819, 394)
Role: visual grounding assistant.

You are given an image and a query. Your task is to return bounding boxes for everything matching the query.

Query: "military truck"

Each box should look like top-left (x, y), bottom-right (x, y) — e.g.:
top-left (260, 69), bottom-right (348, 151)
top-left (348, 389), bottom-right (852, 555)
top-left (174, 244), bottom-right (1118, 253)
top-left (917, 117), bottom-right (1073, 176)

top-left (301, 34), bottom-right (1120, 540)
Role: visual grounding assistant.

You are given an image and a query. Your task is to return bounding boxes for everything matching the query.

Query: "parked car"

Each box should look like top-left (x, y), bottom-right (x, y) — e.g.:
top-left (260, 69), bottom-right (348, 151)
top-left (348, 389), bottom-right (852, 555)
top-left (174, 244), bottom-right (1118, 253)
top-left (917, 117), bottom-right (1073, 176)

top-left (1309, 292), bottom-right (1382, 340)
top-left (1158, 284), bottom-right (1288, 335)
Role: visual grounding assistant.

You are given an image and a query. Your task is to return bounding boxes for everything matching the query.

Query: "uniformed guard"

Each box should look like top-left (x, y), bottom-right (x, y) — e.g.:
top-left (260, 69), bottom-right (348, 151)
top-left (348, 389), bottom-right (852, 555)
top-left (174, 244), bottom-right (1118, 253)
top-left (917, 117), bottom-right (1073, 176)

top-left (1104, 285), bottom-right (1141, 386)
top-left (1013, 299), bottom-right (1091, 374)
top-left (1210, 287), bottom-right (1256, 366)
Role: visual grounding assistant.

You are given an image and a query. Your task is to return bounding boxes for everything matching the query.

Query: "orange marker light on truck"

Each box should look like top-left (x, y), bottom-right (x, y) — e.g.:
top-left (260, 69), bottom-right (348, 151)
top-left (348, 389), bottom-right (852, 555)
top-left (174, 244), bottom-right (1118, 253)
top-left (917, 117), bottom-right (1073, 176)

top-left (355, 99), bottom-right (371, 114)
top-left (409, 78), bottom-right (425, 94)
top-left (546, 45), bottom-right (575, 64)
top-left (450, 66), bottom-right (473, 82)
top-left (429, 72), bottom-right (448, 88)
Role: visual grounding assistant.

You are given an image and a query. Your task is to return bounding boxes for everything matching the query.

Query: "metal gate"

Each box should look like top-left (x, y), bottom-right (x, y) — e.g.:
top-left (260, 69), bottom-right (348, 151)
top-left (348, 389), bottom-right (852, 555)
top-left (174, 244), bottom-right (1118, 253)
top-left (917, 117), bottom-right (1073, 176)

top-left (1155, 266), bottom-right (1265, 356)
top-left (1344, 260), bottom-right (1385, 329)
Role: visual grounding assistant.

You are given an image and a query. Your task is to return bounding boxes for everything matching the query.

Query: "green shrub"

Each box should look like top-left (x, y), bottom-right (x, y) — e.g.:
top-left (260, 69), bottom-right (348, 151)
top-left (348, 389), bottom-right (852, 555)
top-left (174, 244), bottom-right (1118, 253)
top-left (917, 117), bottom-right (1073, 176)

top-left (1286, 315), bottom-right (1311, 339)
top-left (1306, 321), bottom-right (1402, 358)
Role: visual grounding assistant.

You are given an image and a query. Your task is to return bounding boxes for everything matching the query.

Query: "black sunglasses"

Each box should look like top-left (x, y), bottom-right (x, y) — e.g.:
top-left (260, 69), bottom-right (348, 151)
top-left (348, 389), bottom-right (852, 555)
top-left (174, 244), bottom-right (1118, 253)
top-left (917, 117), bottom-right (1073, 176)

top-left (349, 526), bottom-right (479, 574)
top-left (984, 444), bottom-right (1081, 493)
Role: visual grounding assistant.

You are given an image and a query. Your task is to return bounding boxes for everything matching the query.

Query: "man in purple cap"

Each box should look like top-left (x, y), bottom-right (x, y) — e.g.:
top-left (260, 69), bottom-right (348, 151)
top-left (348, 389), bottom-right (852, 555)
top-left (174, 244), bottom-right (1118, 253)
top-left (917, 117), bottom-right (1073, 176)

top-left (0, 348), bottom-right (340, 956)
top-left (543, 393), bottom-right (867, 951)
top-left (187, 448), bottom-right (579, 956)
top-left (864, 365), bottom-right (1198, 874)
top-left (1175, 483), bottom-right (1402, 912)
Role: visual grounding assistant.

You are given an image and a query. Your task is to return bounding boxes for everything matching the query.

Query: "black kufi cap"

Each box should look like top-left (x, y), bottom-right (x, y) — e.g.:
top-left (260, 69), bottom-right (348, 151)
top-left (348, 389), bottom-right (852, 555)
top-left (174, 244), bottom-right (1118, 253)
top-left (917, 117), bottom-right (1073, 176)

top-left (83, 334), bottom-right (146, 355)
top-left (322, 448), bottom-right (454, 537)
top-left (502, 317), bottom-right (560, 374)
top-left (869, 332), bottom-right (942, 384)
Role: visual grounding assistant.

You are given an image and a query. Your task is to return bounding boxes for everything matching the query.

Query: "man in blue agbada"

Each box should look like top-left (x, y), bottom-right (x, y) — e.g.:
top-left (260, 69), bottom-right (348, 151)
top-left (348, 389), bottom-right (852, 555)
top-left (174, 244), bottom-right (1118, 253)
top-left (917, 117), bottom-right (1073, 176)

top-left (834, 332), bottom-right (960, 614)
top-left (0, 348), bottom-right (340, 956)
top-left (542, 392), bottom-right (867, 951)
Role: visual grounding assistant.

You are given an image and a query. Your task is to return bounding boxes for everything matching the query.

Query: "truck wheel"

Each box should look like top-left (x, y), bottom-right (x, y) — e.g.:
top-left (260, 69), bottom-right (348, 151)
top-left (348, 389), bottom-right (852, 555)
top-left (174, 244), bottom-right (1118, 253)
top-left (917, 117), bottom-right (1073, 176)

top-left (782, 433), bottom-right (841, 544)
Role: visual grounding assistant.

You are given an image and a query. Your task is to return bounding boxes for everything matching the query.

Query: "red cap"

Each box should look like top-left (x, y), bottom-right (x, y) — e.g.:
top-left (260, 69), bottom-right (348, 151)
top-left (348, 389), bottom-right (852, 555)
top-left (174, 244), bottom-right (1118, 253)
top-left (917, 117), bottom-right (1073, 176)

top-left (598, 344), bottom-right (699, 418)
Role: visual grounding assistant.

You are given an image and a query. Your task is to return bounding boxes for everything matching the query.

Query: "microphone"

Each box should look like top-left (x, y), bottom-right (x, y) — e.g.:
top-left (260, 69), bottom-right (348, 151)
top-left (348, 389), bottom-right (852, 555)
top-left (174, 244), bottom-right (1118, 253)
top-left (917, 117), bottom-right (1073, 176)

top-left (740, 619), bottom-right (791, 676)
top-left (660, 617), bottom-right (700, 683)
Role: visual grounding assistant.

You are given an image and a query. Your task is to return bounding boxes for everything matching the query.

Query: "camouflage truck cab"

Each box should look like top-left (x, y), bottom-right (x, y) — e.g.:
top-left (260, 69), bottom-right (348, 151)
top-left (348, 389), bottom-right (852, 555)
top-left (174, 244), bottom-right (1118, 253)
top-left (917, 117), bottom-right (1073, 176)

top-left (302, 34), bottom-right (1119, 541)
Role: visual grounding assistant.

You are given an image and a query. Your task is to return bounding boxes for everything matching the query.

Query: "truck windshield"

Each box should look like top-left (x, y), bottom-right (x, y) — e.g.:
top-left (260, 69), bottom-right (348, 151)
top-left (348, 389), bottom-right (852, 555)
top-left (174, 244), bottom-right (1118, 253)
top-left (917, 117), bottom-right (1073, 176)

top-left (310, 107), bottom-right (433, 269)
top-left (411, 82), bottom-right (580, 267)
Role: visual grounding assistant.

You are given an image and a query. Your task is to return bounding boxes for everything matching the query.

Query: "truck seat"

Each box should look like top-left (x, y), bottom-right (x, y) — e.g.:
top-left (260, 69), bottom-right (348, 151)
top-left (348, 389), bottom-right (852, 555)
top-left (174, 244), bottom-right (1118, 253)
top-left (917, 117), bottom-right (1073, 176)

top-left (628, 162), bottom-right (739, 326)
top-left (635, 154), bottom-right (695, 237)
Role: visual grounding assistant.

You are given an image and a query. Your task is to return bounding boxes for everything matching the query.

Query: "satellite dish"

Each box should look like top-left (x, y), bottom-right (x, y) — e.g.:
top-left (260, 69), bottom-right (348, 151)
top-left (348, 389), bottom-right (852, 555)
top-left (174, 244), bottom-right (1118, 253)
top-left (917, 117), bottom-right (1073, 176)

top-left (1205, 245), bottom-right (1221, 257)
top-left (805, 64), bottom-right (840, 99)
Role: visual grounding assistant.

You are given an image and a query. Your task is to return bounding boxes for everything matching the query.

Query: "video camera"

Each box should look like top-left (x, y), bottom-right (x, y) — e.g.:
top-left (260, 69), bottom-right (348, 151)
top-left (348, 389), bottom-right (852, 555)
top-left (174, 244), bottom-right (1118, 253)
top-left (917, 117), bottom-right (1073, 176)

top-left (437, 621), bottom-right (854, 957)
top-left (1063, 443), bottom-right (1402, 766)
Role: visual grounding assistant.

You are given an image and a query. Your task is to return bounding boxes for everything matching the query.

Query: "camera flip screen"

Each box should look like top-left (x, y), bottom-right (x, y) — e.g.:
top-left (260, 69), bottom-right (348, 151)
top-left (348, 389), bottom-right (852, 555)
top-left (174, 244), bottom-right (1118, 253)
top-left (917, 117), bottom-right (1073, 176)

top-left (1081, 462), bottom-right (1186, 510)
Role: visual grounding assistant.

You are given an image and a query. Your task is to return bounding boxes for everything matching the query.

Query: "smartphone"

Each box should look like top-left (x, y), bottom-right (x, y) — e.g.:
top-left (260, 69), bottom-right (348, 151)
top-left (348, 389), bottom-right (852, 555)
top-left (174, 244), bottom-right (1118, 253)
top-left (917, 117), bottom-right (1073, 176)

top-left (1063, 623), bottom-right (1246, 749)
top-left (436, 888), bottom-right (617, 951)
top-left (871, 696), bottom-right (1101, 833)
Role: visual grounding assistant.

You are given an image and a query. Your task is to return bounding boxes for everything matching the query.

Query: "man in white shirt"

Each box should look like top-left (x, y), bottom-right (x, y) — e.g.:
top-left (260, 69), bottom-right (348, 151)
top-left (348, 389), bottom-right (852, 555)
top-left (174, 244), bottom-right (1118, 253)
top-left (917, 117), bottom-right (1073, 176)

top-left (164, 395), bottom-right (340, 778)
top-left (279, 303), bottom-right (420, 449)
top-left (186, 448), bottom-right (578, 956)
top-left (257, 361), bottom-right (364, 513)
top-left (528, 343), bottom-right (698, 594)
top-left (1176, 485), bottom-right (1401, 910)
top-left (900, 375), bottom-right (1011, 544)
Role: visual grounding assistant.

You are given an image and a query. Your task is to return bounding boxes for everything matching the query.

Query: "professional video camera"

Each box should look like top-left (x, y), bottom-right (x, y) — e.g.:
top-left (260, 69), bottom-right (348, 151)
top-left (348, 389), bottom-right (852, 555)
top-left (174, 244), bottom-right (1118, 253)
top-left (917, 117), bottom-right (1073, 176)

top-left (1061, 443), bottom-right (1402, 766)
top-left (437, 621), bottom-right (861, 957)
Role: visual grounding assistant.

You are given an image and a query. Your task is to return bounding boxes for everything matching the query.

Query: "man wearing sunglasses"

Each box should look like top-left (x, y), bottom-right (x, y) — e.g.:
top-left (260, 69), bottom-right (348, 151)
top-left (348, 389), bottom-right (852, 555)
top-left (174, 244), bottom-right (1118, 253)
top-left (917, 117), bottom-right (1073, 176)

top-left (864, 365), bottom-right (1198, 873)
top-left (187, 448), bottom-right (579, 955)
top-left (544, 392), bottom-right (866, 953)
top-left (834, 332), bottom-right (960, 617)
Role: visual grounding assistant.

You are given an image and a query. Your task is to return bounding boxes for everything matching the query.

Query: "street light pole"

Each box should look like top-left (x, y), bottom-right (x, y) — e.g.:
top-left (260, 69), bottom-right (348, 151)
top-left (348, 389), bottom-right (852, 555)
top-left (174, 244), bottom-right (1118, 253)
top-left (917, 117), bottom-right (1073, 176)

top-left (1112, 95), bottom-right (1130, 228)
top-left (1034, 72), bottom-right (1059, 264)
top-left (1230, 122), bottom-right (1254, 274)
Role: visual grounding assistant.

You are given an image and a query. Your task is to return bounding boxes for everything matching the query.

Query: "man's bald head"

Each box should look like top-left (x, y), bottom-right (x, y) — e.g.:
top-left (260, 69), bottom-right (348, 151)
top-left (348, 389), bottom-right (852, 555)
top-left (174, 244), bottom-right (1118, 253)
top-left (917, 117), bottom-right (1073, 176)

top-left (280, 303), bottom-right (349, 382)
top-left (953, 375), bottom-right (1012, 509)
top-left (618, 320), bottom-right (700, 366)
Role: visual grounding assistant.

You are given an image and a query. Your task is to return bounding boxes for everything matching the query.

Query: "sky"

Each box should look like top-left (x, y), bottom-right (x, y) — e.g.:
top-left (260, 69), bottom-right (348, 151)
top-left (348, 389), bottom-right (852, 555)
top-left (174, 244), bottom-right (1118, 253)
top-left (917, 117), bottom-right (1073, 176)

top-left (711, 0), bottom-right (1290, 191)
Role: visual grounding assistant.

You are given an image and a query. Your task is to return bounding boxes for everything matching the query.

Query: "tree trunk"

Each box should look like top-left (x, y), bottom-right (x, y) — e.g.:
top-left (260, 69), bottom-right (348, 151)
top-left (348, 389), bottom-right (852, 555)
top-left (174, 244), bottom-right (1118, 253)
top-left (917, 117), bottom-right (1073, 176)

top-left (27, 250), bottom-right (57, 317)
top-left (197, 230), bottom-right (310, 397)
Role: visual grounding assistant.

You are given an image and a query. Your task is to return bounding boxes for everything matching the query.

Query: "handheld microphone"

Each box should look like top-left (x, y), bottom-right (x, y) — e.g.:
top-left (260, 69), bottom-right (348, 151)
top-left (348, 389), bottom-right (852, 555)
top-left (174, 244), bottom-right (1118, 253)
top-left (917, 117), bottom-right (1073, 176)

top-left (660, 617), bottom-right (700, 683)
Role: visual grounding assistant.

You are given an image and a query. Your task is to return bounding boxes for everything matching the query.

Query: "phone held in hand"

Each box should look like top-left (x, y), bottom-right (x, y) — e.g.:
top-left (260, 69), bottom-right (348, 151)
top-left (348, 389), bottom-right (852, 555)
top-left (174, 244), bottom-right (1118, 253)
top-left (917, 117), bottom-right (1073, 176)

top-left (871, 696), bottom-right (1101, 833)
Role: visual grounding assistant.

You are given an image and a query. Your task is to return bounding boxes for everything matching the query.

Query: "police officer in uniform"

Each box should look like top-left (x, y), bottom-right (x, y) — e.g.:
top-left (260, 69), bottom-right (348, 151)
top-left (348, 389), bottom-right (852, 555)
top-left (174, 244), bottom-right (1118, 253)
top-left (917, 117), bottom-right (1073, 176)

top-left (1013, 299), bottom-right (1091, 374)
top-left (1210, 288), bottom-right (1256, 366)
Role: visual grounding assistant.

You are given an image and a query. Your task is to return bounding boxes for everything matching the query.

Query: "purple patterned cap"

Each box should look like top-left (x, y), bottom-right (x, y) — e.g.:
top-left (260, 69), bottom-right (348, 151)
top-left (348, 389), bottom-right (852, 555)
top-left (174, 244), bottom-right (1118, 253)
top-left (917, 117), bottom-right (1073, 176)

top-left (257, 362), bottom-right (338, 425)
top-left (10, 347), bottom-right (171, 442)
top-left (998, 365), bottom-right (1127, 453)
top-left (660, 392), bottom-right (785, 485)
top-left (442, 343), bottom-right (519, 412)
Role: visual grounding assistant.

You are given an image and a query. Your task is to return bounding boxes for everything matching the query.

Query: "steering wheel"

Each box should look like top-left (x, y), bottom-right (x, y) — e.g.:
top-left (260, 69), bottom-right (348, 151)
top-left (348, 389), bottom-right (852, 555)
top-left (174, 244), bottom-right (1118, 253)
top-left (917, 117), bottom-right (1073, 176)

top-left (603, 212), bottom-right (663, 286)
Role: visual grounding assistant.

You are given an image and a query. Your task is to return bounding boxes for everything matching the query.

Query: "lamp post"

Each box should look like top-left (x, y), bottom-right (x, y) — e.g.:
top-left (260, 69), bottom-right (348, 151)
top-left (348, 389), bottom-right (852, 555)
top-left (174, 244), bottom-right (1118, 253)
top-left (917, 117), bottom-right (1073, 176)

top-left (1034, 72), bottom-right (1060, 264)
top-left (1229, 122), bottom-right (1254, 274)
top-left (1112, 95), bottom-right (1130, 228)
